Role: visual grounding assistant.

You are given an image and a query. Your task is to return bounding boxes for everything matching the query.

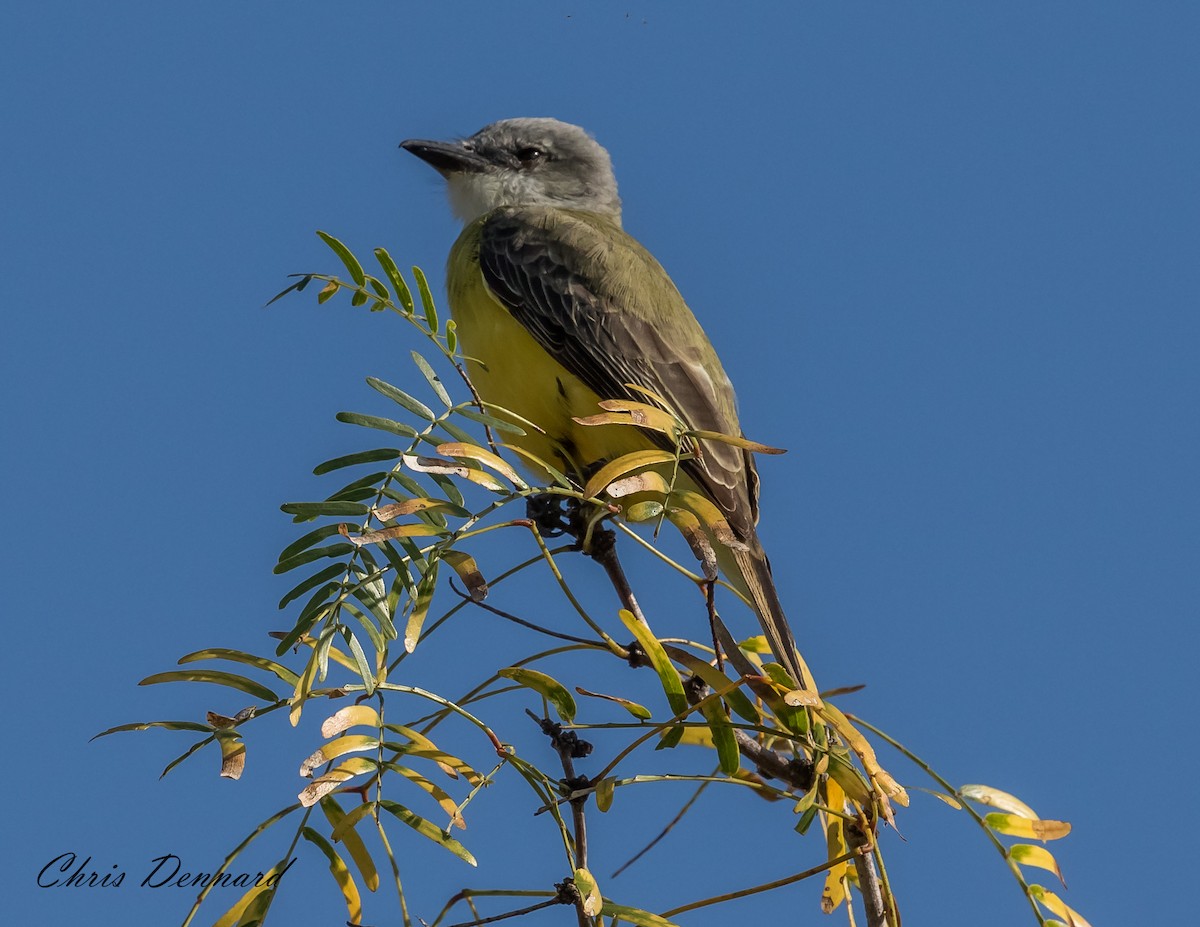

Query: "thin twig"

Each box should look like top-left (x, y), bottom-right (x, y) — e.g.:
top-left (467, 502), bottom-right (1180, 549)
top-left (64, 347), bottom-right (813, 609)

top-left (443, 896), bottom-right (561, 927)
top-left (453, 360), bottom-right (499, 454)
top-left (447, 577), bottom-right (599, 645)
top-left (611, 777), bottom-right (713, 877)
top-left (519, 519), bottom-right (624, 650)
top-left (659, 850), bottom-right (860, 918)
top-left (388, 545), bottom-right (578, 674)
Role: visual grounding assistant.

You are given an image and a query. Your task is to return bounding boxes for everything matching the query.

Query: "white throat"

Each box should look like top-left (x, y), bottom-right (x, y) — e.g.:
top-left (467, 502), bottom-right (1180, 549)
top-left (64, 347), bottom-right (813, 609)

top-left (445, 172), bottom-right (536, 224)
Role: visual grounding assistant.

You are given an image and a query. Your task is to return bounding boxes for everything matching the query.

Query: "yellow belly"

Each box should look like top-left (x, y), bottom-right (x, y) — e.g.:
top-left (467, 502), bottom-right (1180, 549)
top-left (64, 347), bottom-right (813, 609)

top-left (449, 272), bottom-right (648, 476)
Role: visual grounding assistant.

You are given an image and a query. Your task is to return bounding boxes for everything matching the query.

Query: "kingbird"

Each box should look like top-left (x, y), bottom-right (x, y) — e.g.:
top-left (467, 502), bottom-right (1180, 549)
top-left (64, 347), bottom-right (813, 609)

top-left (401, 118), bottom-right (810, 691)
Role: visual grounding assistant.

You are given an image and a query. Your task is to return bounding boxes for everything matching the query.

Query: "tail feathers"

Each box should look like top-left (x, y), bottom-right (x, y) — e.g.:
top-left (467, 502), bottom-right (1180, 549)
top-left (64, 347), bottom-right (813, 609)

top-left (727, 545), bottom-right (815, 693)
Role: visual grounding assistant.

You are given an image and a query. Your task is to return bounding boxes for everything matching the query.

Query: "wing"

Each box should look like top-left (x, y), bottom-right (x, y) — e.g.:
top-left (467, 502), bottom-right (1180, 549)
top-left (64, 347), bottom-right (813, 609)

top-left (477, 206), bottom-right (761, 540)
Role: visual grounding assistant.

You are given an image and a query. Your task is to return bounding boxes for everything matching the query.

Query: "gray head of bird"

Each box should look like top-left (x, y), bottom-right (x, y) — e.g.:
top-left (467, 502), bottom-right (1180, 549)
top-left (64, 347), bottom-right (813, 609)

top-left (401, 118), bottom-right (622, 226)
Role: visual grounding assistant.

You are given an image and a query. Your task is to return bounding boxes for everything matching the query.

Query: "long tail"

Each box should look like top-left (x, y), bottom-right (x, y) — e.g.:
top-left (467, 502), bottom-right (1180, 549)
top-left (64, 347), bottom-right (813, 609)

top-left (723, 542), bottom-right (816, 693)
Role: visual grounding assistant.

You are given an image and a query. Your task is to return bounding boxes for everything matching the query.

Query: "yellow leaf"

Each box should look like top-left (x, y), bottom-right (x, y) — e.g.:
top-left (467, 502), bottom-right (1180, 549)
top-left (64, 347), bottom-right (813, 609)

top-left (781, 686), bottom-right (822, 708)
top-left (624, 500), bottom-right (665, 521)
top-left (825, 775), bottom-right (847, 816)
top-left (761, 660), bottom-right (821, 706)
top-left (301, 826), bottom-right (363, 922)
top-left (573, 867), bottom-right (603, 916)
top-left (299, 734), bottom-right (380, 778)
top-left (595, 776), bottom-right (616, 812)
top-left (397, 746), bottom-right (483, 785)
top-left (320, 797), bottom-right (380, 893)
top-left (321, 705), bottom-right (381, 739)
top-left (341, 522), bottom-right (446, 546)
top-left (1009, 844), bottom-right (1066, 886)
top-left (620, 383), bottom-right (675, 410)
top-left (387, 723), bottom-right (478, 781)
top-left (606, 469), bottom-right (672, 498)
top-left (986, 813), bottom-right (1072, 841)
top-left (668, 726), bottom-right (715, 748)
top-left (329, 800), bottom-right (375, 844)
top-left (826, 750), bottom-right (873, 806)
top-left (571, 411), bottom-right (631, 427)
top-left (688, 428), bottom-right (786, 454)
top-left (793, 781), bottom-right (818, 814)
top-left (821, 861), bottom-right (848, 914)
top-left (819, 702), bottom-right (909, 806)
top-left (584, 449), bottom-right (678, 499)
top-left (1029, 885), bottom-right (1093, 927)
top-left (617, 608), bottom-right (689, 738)
top-left (372, 497), bottom-right (462, 520)
top-left (402, 453), bottom-right (506, 491)
top-left (436, 442), bottom-right (527, 488)
top-left (738, 633), bottom-right (770, 655)
top-left (821, 777), bottom-right (849, 913)
top-left (928, 791), bottom-right (963, 809)
top-left (211, 862), bottom-right (289, 927)
top-left (669, 490), bottom-right (747, 550)
top-left (664, 507), bottom-right (717, 579)
top-left (289, 651), bottom-right (319, 727)
top-left (499, 442), bottom-right (573, 488)
top-left (442, 550), bottom-right (489, 602)
top-left (391, 765), bottom-right (467, 829)
top-left (574, 400), bottom-right (683, 438)
top-left (298, 756), bottom-right (377, 807)
top-left (216, 732), bottom-right (245, 780)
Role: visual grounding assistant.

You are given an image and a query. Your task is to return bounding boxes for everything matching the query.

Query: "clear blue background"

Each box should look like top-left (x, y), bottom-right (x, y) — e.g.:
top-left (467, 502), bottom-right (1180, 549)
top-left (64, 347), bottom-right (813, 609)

top-left (3, 3), bottom-right (1196, 925)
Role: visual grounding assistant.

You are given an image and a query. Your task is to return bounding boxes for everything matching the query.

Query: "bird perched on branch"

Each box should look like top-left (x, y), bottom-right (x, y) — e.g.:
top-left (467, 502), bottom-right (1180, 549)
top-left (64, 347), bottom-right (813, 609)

top-left (401, 118), bottom-right (813, 695)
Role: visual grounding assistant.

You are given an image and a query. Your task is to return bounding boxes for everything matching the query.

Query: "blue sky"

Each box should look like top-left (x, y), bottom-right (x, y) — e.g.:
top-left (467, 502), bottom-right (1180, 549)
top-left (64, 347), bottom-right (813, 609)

top-left (3, 3), bottom-right (1197, 925)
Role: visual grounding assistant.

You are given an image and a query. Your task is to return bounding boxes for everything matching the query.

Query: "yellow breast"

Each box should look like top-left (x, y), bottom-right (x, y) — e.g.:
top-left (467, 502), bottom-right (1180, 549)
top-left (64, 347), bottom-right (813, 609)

top-left (446, 221), bottom-right (651, 478)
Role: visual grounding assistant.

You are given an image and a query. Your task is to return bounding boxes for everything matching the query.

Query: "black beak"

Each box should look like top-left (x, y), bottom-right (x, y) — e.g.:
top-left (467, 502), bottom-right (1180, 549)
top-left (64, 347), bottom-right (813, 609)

top-left (399, 139), bottom-right (489, 175)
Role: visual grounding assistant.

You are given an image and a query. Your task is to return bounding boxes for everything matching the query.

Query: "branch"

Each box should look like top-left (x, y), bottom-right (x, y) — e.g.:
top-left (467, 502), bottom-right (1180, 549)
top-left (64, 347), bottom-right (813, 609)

top-left (583, 524), bottom-right (649, 626)
top-left (527, 711), bottom-right (596, 927)
top-left (846, 821), bottom-right (892, 927)
top-left (731, 728), bottom-right (814, 792)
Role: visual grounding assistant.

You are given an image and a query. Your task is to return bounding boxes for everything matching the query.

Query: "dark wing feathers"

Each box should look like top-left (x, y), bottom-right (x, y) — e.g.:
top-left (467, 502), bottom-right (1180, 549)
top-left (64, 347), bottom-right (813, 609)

top-left (478, 206), bottom-right (760, 539)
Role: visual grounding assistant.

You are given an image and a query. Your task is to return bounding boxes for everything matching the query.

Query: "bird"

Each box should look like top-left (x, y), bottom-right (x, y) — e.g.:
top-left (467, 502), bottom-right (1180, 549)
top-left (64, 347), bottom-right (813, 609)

top-left (400, 118), bottom-right (812, 694)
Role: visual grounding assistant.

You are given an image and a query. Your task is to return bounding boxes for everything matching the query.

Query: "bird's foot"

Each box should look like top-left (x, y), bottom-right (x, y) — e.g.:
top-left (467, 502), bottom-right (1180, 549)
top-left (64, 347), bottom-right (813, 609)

top-left (525, 493), bottom-right (578, 538)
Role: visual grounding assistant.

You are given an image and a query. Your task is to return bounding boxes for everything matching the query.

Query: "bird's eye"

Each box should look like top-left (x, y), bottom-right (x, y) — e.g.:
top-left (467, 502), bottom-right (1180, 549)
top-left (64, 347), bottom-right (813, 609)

top-left (515, 146), bottom-right (546, 167)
